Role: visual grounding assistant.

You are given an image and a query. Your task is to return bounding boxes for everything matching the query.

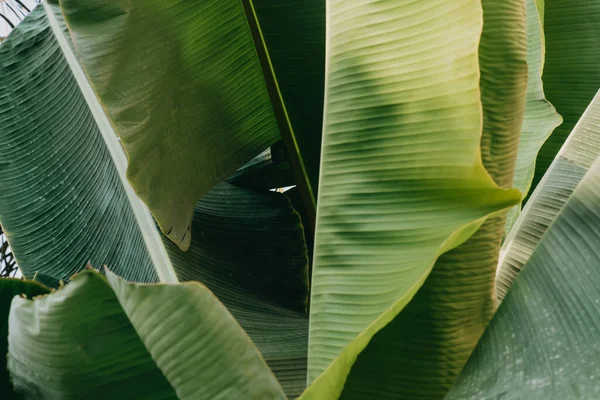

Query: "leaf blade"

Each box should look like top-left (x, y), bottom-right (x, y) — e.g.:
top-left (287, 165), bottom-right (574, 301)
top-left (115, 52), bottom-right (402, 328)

top-left (0, 7), bottom-right (162, 282)
top-left (529, 0), bottom-right (600, 196)
top-left (447, 122), bottom-right (600, 400)
top-left (497, 89), bottom-right (600, 300)
top-left (0, 278), bottom-right (48, 400)
top-left (164, 183), bottom-right (310, 397)
top-left (7, 270), bottom-right (287, 399)
top-left (58, 0), bottom-right (283, 249)
top-left (305, 0), bottom-right (521, 397)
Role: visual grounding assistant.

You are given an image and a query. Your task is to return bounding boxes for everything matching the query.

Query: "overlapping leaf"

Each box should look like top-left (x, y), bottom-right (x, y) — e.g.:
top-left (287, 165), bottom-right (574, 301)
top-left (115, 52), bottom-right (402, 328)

top-left (505, 0), bottom-right (562, 233)
top-left (0, 7), bottom-right (160, 282)
top-left (7, 270), bottom-right (285, 399)
top-left (330, 1), bottom-right (529, 398)
top-left (497, 90), bottom-right (600, 300)
top-left (0, 10), bottom-right (310, 396)
top-left (252, 0), bottom-right (325, 198)
top-left (529, 0), bottom-right (600, 196)
top-left (0, 278), bottom-right (48, 400)
top-left (304, 0), bottom-right (521, 398)
top-left (164, 182), bottom-right (309, 397)
top-left (58, 0), bottom-right (324, 247)
top-left (448, 117), bottom-right (600, 400)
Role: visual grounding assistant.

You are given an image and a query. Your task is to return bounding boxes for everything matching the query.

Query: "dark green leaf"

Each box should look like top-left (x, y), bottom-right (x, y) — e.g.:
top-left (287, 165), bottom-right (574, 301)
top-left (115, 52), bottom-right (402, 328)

top-left (0, 278), bottom-right (48, 400)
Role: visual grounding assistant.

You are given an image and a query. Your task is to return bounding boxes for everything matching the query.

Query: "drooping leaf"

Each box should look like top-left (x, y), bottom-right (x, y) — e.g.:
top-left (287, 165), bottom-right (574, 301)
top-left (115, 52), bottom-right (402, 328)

top-left (0, 6), bottom-right (168, 283)
top-left (447, 130), bottom-right (600, 400)
top-left (0, 11), bottom-right (310, 397)
top-left (529, 0), bottom-right (600, 196)
top-left (58, 0), bottom-right (320, 248)
top-left (164, 182), bottom-right (309, 397)
top-left (505, 0), bottom-right (562, 233)
top-left (0, 278), bottom-right (48, 400)
top-left (497, 89), bottom-right (600, 300)
top-left (7, 270), bottom-right (286, 399)
top-left (303, 0), bottom-right (521, 398)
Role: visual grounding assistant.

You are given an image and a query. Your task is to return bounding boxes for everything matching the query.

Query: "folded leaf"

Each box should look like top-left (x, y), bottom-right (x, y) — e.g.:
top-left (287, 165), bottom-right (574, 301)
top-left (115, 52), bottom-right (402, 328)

top-left (7, 270), bottom-right (286, 399)
top-left (497, 89), bottom-right (600, 300)
top-left (530, 0), bottom-right (600, 196)
top-left (0, 12), bottom-right (309, 396)
top-left (304, 0), bottom-right (521, 398)
top-left (0, 278), bottom-right (48, 400)
top-left (447, 122), bottom-right (600, 400)
top-left (334, 1), bottom-right (529, 397)
top-left (505, 0), bottom-right (562, 233)
top-left (58, 0), bottom-right (320, 247)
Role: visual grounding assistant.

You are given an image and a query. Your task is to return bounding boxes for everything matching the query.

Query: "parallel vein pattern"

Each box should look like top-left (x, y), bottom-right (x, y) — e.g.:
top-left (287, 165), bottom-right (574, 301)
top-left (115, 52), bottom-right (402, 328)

top-left (304, 0), bottom-right (521, 398)
top-left (164, 183), bottom-right (309, 398)
top-left (0, 7), bottom-right (156, 282)
top-left (509, 0), bottom-right (561, 202)
top-left (59, 0), bottom-right (282, 250)
top-left (505, 0), bottom-right (563, 234)
top-left (448, 142), bottom-right (600, 400)
top-left (7, 270), bottom-right (286, 399)
top-left (337, 0), bottom-right (528, 398)
top-left (0, 279), bottom-right (49, 400)
top-left (497, 89), bottom-right (600, 300)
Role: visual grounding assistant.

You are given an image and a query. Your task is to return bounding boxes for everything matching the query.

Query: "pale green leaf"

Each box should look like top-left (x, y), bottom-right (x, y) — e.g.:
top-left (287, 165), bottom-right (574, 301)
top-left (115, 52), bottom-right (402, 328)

top-left (304, 0), bottom-right (521, 398)
top-left (329, 0), bottom-right (529, 398)
top-left (447, 125), bottom-right (600, 400)
top-left (497, 89), bottom-right (600, 300)
top-left (505, 0), bottom-right (562, 233)
top-left (7, 270), bottom-right (285, 399)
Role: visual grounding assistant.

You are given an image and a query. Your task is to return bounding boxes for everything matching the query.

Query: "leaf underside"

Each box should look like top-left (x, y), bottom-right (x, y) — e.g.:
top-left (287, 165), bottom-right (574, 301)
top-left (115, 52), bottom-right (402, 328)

top-left (497, 90), bottom-right (600, 301)
top-left (448, 133), bottom-right (600, 400)
top-left (7, 270), bottom-right (286, 400)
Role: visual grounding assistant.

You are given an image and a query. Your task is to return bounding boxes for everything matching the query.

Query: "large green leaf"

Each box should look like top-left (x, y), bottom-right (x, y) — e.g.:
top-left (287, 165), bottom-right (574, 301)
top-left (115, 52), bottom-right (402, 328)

top-left (447, 122), bottom-right (600, 400)
top-left (164, 182), bottom-right (309, 397)
top-left (55, 0), bottom-right (280, 249)
top-left (167, 182), bottom-right (308, 311)
top-left (7, 270), bottom-right (285, 399)
top-left (529, 0), bottom-right (600, 196)
top-left (303, 0), bottom-right (521, 398)
top-left (57, 0), bottom-right (321, 247)
top-left (330, 1), bottom-right (529, 398)
top-left (497, 89), bottom-right (600, 300)
top-left (0, 278), bottom-right (49, 400)
top-left (0, 6), bottom-right (171, 283)
top-left (0, 10), bottom-right (309, 396)
top-left (505, 0), bottom-right (562, 233)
